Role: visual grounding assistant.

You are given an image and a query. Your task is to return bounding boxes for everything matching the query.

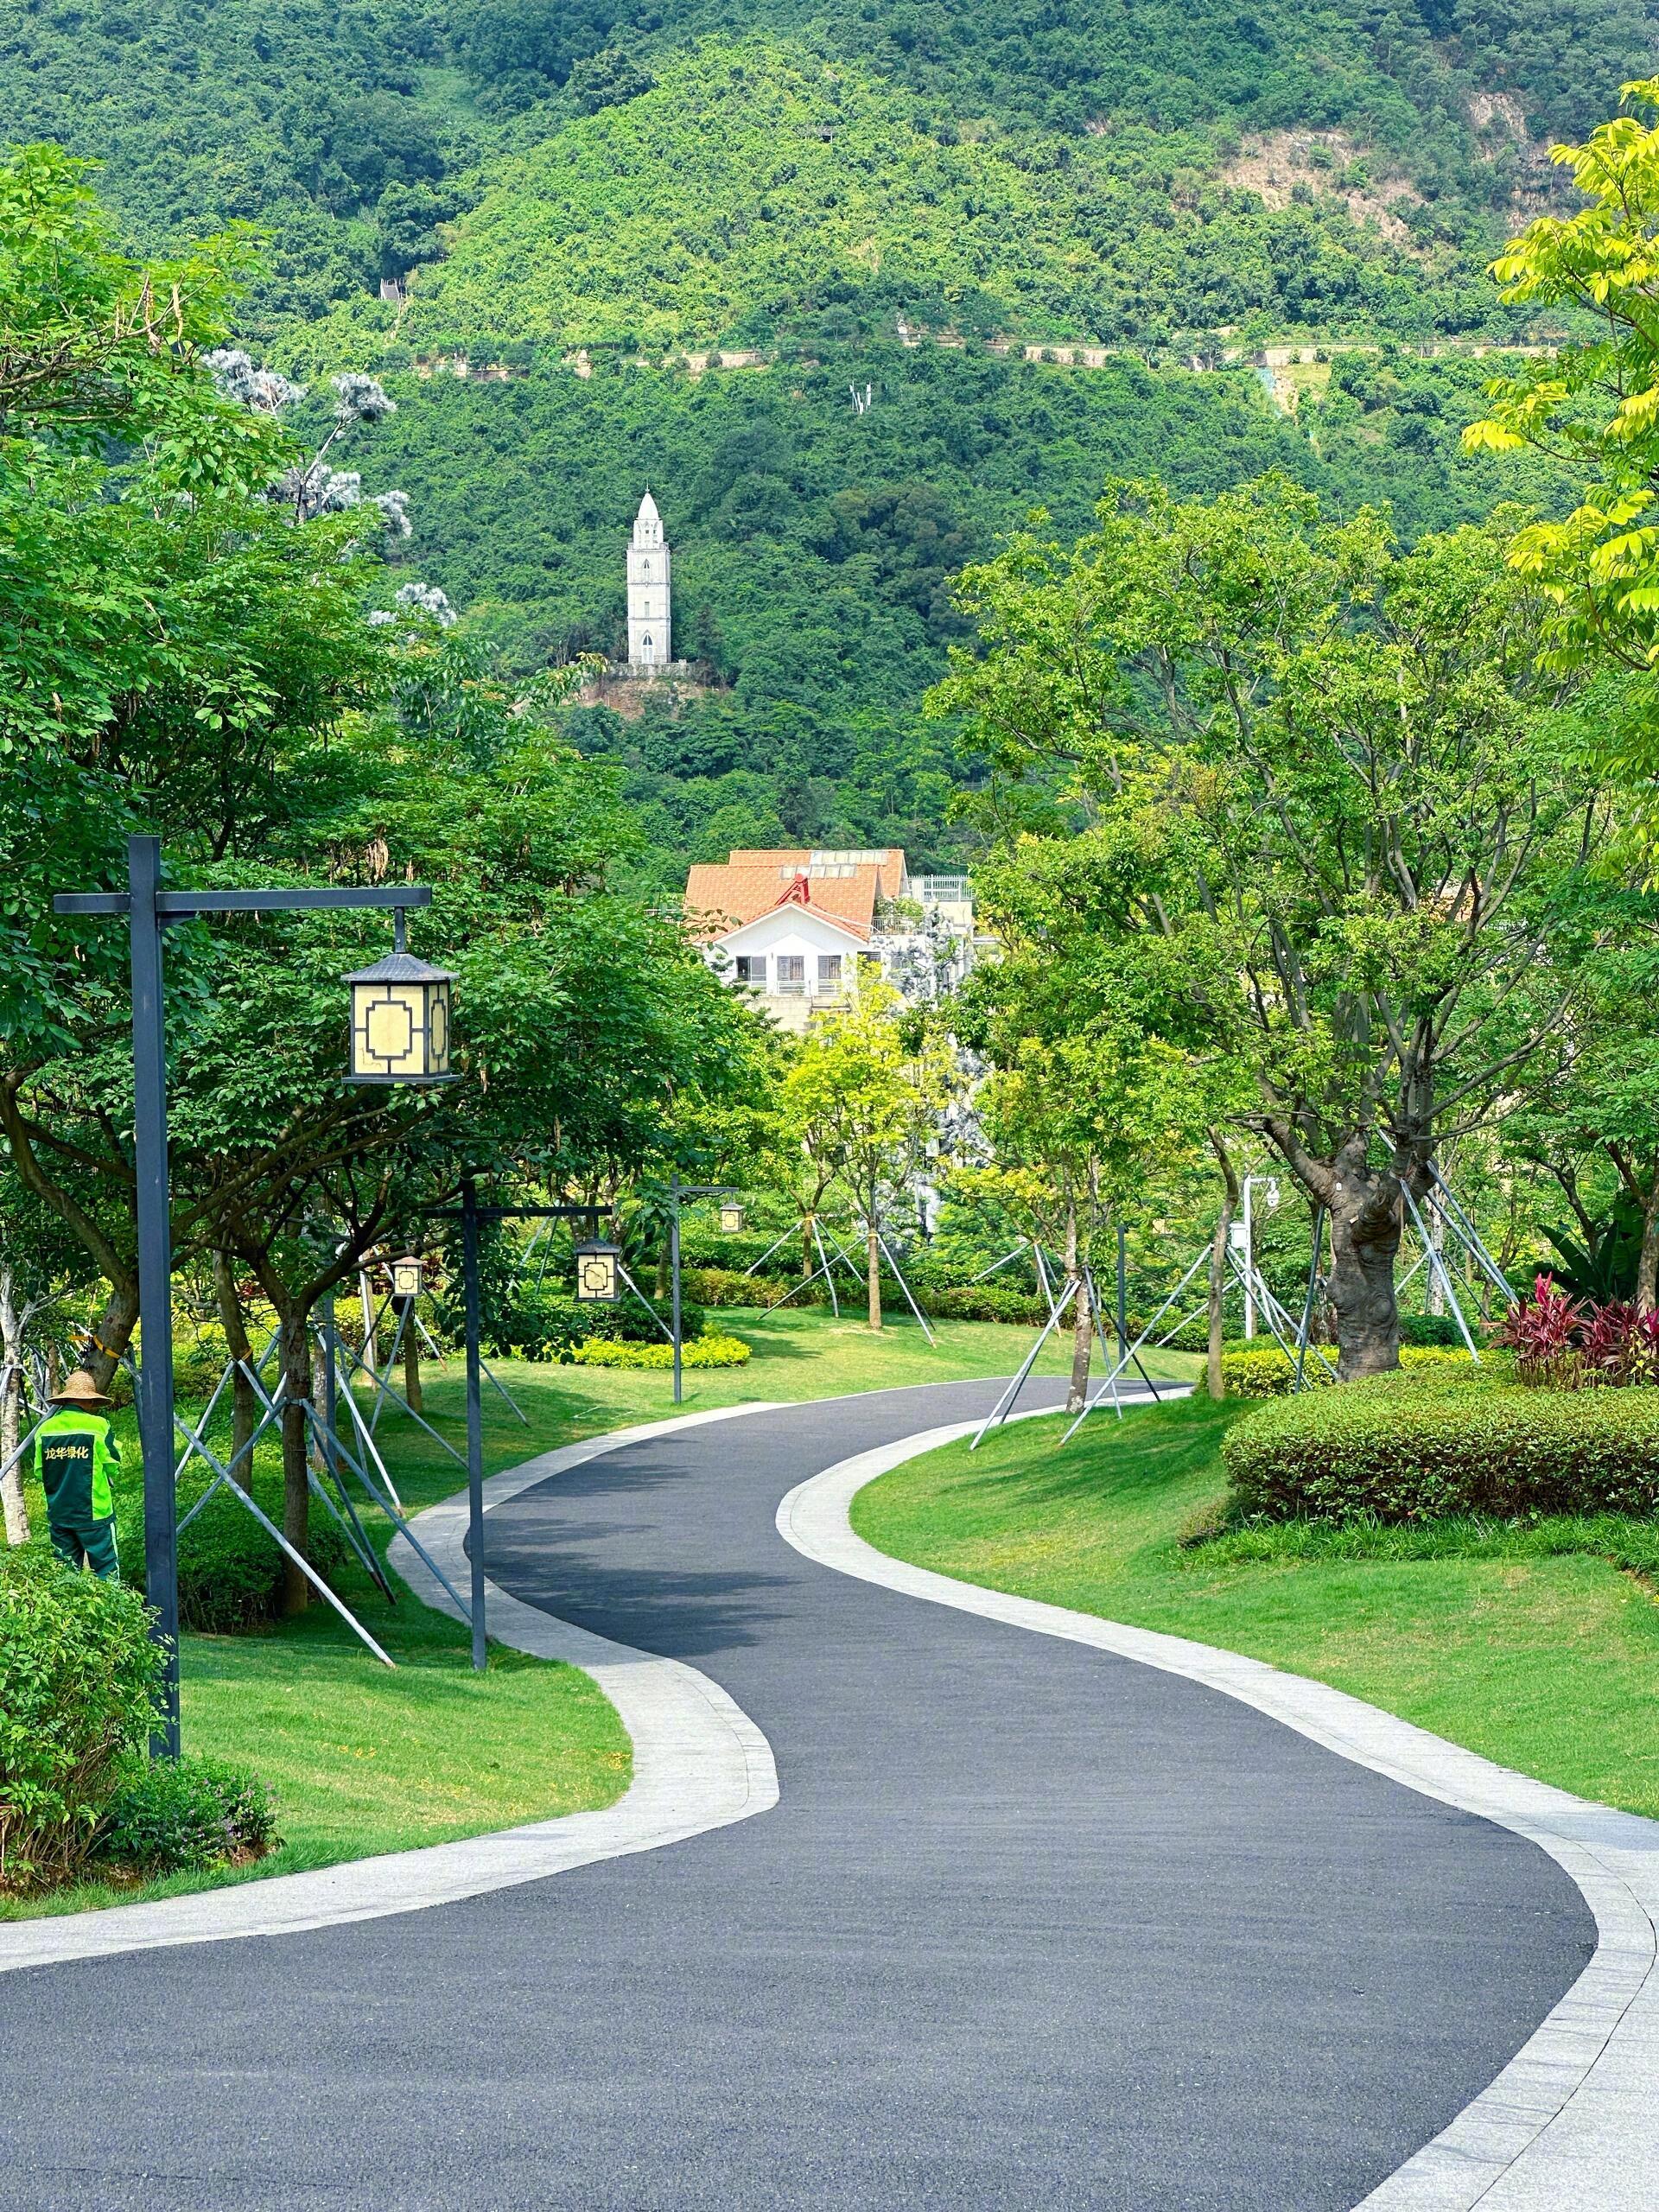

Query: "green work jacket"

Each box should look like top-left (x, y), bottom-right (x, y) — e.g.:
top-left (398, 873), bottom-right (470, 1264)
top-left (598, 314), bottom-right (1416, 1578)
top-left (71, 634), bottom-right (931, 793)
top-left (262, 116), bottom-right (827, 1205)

top-left (36, 1408), bottom-right (120, 1524)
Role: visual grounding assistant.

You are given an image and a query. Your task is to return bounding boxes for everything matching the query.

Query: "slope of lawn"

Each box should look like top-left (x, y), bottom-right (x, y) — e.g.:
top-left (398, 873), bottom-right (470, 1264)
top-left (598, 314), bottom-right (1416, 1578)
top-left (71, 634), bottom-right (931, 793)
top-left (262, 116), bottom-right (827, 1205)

top-left (851, 1395), bottom-right (1659, 1821)
top-left (6, 1310), bottom-right (1194, 1919)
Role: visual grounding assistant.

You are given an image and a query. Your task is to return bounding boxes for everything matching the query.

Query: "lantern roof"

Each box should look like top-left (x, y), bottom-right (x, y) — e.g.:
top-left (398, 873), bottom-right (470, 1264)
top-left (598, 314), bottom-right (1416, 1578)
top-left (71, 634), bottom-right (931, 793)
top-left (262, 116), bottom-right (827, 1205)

top-left (343, 948), bottom-right (456, 986)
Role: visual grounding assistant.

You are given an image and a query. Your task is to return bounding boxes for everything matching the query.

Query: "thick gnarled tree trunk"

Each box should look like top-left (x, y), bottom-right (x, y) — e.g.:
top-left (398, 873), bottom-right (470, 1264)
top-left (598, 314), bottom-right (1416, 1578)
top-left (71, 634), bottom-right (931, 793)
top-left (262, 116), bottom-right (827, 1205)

top-left (1262, 1126), bottom-right (1414, 1379)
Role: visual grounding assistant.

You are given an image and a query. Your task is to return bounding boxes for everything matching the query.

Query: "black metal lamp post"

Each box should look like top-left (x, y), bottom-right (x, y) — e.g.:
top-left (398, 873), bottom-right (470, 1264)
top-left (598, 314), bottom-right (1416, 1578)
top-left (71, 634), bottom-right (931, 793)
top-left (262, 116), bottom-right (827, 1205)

top-left (429, 1195), bottom-right (604, 1671)
top-left (54, 835), bottom-right (448, 1758)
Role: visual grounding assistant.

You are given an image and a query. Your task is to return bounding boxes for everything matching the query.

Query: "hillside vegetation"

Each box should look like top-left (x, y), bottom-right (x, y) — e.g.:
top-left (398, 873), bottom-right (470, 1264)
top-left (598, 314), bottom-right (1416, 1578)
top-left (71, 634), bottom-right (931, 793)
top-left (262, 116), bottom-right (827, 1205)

top-left (342, 336), bottom-right (1550, 882)
top-left (0, 0), bottom-right (1638, 878)
top-left (367, 41), bottom-right (1491, 353)
top-left (3, 0), bottom-right (1655, 341)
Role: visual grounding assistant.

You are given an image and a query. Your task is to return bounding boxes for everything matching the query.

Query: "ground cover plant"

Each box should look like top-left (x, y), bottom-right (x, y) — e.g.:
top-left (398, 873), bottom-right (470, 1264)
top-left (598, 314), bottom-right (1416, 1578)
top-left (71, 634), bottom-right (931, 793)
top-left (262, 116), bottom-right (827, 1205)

top-left (851, 1394), bottom-right (1659, 1820)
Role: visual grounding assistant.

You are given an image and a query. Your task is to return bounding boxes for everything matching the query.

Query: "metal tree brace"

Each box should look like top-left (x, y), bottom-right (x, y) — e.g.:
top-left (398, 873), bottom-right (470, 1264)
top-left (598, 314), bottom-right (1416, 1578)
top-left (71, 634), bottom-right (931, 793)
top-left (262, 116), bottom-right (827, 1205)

top-left (155, 1303), bottom-right (475, 1669)
top-left (970, 1244), bottom-right (1166, 1452)
top-left (754, 1217), bottom-right (937, 1343)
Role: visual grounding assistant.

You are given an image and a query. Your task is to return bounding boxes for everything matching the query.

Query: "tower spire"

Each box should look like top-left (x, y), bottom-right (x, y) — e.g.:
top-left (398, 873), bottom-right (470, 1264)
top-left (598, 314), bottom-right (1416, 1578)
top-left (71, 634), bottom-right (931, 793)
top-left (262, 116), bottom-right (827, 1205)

top-left (627, 490), bottom-right (671, 669)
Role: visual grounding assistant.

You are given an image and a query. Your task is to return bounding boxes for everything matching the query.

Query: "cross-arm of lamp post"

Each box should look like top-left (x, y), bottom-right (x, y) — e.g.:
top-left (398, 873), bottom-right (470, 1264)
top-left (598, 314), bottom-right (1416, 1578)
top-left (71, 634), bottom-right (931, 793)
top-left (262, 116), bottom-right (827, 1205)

top-left (54, 887), bottom-right (434, 918)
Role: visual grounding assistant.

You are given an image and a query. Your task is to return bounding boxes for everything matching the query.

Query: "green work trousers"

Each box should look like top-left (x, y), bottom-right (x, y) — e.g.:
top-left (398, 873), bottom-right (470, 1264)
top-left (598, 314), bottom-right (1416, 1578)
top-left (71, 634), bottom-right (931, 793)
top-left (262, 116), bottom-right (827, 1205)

top-left (49, 1518), bottom-right (120, 1580)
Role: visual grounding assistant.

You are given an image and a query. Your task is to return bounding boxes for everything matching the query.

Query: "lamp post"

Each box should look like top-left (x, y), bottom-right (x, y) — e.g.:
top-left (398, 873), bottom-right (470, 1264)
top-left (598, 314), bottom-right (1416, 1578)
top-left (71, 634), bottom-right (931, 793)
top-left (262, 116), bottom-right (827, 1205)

top-left (428, 1196), bottom-right (605, 1670)
top-left (54, 835), bottom-right (447, 1758)
top-left (663, 1178), bottom-right (741, 1405)
top-left (1239, 1175), bottom-right (1281, 1340)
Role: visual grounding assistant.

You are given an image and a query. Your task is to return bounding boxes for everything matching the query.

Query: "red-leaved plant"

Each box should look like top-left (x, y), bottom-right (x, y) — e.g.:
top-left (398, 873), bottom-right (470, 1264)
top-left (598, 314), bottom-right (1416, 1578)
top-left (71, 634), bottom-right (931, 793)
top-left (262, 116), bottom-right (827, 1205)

top-left (1492, 1274), bottom-right (1659, 1389)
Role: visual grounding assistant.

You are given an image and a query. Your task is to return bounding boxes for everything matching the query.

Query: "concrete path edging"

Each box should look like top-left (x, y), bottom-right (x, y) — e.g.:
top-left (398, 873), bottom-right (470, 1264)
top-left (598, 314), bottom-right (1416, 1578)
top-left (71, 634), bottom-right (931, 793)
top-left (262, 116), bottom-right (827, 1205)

top-left (0, 1402), bottom-right (785, 1979)
top-left (777, 1417), bottom-right (1659, 2212)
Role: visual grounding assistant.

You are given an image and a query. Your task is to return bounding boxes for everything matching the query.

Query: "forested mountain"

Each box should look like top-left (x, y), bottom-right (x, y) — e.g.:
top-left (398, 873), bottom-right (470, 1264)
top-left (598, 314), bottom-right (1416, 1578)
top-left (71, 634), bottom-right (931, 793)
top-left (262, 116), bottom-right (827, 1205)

top-left (5, 0), bottom-right (1651, 870)
top-left (352, 340), bottom-right (1546, 887)
top-left (5, 0), bottom-right (1653, 339)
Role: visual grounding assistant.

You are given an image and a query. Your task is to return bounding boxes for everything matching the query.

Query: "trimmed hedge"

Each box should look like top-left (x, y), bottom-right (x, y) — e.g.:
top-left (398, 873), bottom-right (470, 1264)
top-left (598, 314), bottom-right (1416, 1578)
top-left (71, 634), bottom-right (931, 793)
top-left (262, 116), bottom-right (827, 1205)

top-left (1224, 1367), bottom-right (1659, 1523)
top-left (491, 1285), bottom-right (706, 1359)
top-left (569, 1333), bottom-right (752, 1370)
top-left (683, 1265), bottom-right (779, 1308)
top-left (931, 1284), bottom-right (1047, 1326)
top-left (1219, 1344), bottom-right (1474, 1398)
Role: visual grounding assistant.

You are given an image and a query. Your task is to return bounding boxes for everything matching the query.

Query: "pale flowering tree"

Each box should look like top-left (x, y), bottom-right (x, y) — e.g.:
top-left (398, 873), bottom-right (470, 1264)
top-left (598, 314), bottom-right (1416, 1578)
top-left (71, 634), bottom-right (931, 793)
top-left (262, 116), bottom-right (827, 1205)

top-left (207, 352), bottom-right (413, 536)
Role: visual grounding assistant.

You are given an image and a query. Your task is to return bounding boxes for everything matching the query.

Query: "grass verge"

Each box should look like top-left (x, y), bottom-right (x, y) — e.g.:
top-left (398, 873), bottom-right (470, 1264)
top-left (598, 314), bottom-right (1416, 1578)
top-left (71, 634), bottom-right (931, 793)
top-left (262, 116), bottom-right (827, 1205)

top-left (5, 1311), bottom-right (1195, 1919)
top-left (850, 1394), bottom-right (1659, 1821)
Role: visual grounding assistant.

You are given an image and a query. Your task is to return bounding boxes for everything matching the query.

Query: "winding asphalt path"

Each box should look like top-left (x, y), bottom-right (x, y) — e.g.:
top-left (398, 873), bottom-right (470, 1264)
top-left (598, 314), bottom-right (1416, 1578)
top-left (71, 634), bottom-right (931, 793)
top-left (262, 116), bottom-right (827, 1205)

top-left (0, 1380), bottom-right (1592, 2209)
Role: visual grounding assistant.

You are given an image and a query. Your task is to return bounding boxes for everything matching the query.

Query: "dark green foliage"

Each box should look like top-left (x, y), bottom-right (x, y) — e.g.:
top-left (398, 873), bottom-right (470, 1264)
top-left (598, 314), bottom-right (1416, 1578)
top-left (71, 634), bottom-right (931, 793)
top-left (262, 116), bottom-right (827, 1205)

top-left (1397, 1313), bottom-right (1469, 1346)
top-left (682, 1264), bottom-right (773, 1306)
top-left (97, 1753), bottom-right (278, 1873)
top-left (1224, 1367), bottom-right (1659, 1522)
top-left (488, 1282), bottom-right (706, 1358)
top-left (116, 1485), bottom-right (351, 1634)
top-left (1540, 1192), bottom-right (1645, 1302)
top-left (0, 1549), bottom-right (159, 1890)
top-left (929, 1282), bottom-right (1046, 1325)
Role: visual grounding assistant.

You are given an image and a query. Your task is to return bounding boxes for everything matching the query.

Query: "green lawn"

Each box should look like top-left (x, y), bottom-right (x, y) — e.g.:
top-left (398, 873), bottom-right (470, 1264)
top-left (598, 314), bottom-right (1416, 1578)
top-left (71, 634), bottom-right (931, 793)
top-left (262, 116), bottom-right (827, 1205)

top-left (5, 1310), bottom-right (1195, 1918)
top-left (851, 1394), bottom-right (1659, 1822)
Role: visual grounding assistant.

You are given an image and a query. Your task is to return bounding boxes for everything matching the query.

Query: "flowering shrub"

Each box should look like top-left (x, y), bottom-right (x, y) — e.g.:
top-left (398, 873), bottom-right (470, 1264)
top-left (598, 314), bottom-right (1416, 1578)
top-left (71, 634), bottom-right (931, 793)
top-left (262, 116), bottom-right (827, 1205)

top-left (1492, 1275), bottom-right (1659, 1388)
top-left (97, 1755), bottom-right (277, 1875)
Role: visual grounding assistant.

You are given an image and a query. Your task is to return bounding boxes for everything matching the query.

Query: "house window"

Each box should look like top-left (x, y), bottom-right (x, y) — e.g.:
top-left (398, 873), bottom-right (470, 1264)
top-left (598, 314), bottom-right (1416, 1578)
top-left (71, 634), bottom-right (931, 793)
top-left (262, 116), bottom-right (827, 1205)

top-left (777, 955), bottom-right (805, 995)
top-left (734, 955), bottom-right (765, 987)
top-left (817, 954), bottom-right (842, 992)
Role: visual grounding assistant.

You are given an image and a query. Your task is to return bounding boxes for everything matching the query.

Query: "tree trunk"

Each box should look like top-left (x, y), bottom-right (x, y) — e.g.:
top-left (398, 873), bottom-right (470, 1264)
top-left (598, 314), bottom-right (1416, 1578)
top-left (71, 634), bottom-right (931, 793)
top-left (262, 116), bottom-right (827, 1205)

top-left (81, 1280), bottom-right (139, 1396)
top-left (1207, 1133), bottom-right (1241, 1401)
top-left (277, 1305), bottom-right (314, 1616)
top-left (803, 1217), bottom-right (817, 1282)
top-left (213, 1249), bottom-right (257, 1489)
top-left (0, 1268), bottom-right (29, 1547)
top-left (403, 1308), bottom-right (423, 1414)
top-left (1062, 1205), bottom-right (1090, 1414)
top-left (867, 1217), bottom-right (882, 1332)
top-left (1637, 1179), bottom-right (1659, 1315)
top-left (655, 1236), bottom-right (671, 1300)
top-left (1324, 1145), bottom-right (1406, 1378)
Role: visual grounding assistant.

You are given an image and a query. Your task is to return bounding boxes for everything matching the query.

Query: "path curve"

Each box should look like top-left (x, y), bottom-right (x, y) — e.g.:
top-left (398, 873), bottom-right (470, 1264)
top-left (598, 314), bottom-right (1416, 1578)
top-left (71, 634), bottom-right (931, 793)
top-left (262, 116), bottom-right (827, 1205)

top-left (0, 1379), bottom-right (1595, 2210)
top-left (781, 1416), bottom-right (1659, 2210)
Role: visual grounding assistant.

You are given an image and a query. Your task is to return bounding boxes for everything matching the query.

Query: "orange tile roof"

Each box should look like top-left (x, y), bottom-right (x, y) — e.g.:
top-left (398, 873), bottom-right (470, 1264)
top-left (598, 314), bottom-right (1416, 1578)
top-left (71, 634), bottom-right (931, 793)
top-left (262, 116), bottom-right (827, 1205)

top-left (683, 849), bottom-right (907, 943)
top-left (726, 849), bottom-right (907, 899)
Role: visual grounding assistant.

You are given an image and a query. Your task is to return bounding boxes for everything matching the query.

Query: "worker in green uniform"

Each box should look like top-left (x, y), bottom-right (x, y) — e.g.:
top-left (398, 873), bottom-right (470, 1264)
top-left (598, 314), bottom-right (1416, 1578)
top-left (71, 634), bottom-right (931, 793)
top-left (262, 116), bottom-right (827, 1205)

top-left (35, 1368), bottom-right (122, 1580)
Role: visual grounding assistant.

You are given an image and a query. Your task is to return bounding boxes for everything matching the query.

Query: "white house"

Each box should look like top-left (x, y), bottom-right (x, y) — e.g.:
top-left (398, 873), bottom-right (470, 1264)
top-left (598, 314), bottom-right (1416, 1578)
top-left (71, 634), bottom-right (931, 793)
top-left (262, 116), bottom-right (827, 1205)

top-left (683, 848), bottom-right (974, 1032)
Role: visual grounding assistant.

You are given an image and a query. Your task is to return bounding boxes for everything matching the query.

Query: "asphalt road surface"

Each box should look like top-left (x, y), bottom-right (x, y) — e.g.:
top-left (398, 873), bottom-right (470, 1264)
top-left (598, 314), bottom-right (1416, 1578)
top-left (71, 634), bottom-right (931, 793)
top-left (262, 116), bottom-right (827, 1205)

top-left (0, 1379), bottom-right (1592, 2210)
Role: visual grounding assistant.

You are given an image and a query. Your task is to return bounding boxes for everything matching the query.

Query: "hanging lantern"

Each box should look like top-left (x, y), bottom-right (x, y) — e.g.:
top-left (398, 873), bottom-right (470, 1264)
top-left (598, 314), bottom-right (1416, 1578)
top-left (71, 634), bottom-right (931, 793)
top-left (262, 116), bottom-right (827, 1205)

top-left (719, 1203), bottom-right (747, 1235)
top-left (390, 1255), bottom-right (423, 1301)
top-left (574, 1240), bottom-right (622, 1303)
top-left (344, 909), bottom-right (458, 1085)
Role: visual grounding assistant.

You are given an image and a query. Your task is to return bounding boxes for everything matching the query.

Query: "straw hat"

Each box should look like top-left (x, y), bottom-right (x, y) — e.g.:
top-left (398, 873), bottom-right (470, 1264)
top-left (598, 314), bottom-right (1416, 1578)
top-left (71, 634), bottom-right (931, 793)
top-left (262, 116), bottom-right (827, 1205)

top-left (52, 1368), bottom-right (111, 1408)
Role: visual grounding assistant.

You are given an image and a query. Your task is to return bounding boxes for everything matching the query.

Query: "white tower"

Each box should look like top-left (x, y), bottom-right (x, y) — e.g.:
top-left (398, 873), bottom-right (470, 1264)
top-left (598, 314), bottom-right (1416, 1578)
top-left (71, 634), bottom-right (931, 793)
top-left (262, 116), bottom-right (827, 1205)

top-left (626, 490), bottom-right (671, 669)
